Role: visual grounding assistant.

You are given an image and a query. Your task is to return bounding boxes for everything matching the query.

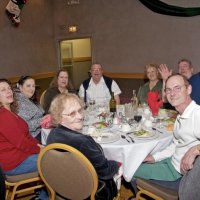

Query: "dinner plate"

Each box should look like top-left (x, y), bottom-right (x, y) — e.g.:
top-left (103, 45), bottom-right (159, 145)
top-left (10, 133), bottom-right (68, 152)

top-left (93, 132), bottom-right (120, 144)
top-left (130, 129), bottom-right (159, 140)
top-left (118, 127), bottom-right (134, 134)
top-left (92, 122), bottom-right (110, 132)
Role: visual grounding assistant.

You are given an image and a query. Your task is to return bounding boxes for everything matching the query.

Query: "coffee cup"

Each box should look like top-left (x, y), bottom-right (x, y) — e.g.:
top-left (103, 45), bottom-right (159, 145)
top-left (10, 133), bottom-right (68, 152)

top-left (144, 120), bottom-right (153, 128)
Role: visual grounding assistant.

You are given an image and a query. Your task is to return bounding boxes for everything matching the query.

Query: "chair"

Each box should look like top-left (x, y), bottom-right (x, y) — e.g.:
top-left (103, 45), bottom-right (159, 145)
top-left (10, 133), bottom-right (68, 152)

top-left (136, 178), bottom-right (178, 200)
top-left (39, 89), bottom-right (46, 107)
top-left (37, 143), bottom-right (98, 200)
top-left (5, 172), bottom-right (44, 200)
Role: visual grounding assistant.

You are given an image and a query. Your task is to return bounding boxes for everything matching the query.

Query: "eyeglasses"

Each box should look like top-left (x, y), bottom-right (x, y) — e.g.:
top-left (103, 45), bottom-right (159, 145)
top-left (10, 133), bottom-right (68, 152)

top-left (165, 85), bottom-right (186, 94)
top-left (62, 107), bottom-right (84, 118)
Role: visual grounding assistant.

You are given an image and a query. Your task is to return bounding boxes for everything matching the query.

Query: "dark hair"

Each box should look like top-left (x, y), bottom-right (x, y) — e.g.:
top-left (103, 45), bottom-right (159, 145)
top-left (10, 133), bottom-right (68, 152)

top-left (17, 75), bottom-right (33, 87)
top-left (0, 78), bottom-right (18, 112)
top-left (49, 69), bottom-right (75, 90)
top-left (17, 75), bottom-right (38, 104)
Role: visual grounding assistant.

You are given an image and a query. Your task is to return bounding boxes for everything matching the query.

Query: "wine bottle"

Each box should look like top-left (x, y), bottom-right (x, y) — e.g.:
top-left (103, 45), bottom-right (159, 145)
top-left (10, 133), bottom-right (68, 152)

top-left (131, 90), bottom-right (138, 108)
top-left (109, 92), bottom-right (116, 113)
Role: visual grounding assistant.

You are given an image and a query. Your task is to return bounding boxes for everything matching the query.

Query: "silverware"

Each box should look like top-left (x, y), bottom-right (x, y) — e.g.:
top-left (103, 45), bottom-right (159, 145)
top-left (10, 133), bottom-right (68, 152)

top-left (128, 136), bottom-right (135, 143)
top-left (121, 135), bottom-right (130, 143)
top-left (152, 127), bottom-right (163, 134)
top-left (126, 132), bottom-right (134, 135)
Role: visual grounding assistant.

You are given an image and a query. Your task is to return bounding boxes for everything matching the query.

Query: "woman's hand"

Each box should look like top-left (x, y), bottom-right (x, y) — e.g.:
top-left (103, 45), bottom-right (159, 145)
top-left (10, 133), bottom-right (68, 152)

top-left (37, 143), bottom-right (45, 150)
top-left (158, 64), bottom-right (172, 81)
top-left (40, 114), bottom-right (53, 128)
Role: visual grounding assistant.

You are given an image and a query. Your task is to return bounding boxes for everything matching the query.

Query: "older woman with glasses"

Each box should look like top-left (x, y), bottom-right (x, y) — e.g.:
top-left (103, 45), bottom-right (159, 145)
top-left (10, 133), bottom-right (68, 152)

top-left (47, 93), bottom-right (119, 200)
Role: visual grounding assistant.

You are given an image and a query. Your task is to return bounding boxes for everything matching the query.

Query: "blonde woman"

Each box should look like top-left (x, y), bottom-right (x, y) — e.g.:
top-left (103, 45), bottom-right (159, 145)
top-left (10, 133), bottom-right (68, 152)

top-left (137, 64), bottom-right (163, 104)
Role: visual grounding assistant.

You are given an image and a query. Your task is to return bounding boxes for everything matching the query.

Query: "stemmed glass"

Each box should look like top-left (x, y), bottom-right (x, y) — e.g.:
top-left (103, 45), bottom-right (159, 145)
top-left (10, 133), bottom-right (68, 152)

top-left (88, 99), bottom-right (95, 113)
top-left (134, 115), bottom-right (142, 123)
top-left (133, 110), bottom-right (142, 130)
top-left (156, 115), bottom-right (164, 129)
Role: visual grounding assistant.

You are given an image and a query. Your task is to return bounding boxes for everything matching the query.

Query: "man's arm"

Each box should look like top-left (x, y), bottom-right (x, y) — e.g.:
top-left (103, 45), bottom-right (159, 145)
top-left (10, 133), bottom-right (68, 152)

top-left (111, 80), bottom-right (121, 105)
top-left (180, 144), bottom-right (200, 174)
top-left (114, 94), bottom-right (120, 105)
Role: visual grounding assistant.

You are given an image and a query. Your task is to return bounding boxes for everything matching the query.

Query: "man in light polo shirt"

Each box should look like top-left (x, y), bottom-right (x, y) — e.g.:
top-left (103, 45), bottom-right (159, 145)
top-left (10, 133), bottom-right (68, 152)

top-left (132, 74), bottom-right (200, 194)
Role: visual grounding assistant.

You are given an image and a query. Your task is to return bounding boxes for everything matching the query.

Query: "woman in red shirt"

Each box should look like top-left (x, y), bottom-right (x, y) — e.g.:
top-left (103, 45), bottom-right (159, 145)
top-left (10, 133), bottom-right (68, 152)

top-left (0, 79), bottom-right (41, 175)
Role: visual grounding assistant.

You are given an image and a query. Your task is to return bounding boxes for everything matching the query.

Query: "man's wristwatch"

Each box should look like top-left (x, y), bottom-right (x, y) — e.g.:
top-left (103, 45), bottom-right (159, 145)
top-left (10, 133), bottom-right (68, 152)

top-left (197, 144), bottom-right (200, 153)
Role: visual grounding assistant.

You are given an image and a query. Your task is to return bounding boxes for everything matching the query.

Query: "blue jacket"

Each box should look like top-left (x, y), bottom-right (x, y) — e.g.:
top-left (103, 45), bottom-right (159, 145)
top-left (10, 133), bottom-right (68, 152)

top-left (189, 72), bottom-right (200, 105)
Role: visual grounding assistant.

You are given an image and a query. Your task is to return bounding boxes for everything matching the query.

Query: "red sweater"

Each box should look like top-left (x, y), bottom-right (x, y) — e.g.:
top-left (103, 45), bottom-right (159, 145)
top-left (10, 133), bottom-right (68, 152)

top-left (0, 108), bottom-right (40, 171)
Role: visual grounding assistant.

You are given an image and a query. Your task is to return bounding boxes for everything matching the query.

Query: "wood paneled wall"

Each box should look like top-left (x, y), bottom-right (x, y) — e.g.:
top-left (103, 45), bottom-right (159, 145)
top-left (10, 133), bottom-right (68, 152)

top-left (8, 71), bottom-right (146, 98)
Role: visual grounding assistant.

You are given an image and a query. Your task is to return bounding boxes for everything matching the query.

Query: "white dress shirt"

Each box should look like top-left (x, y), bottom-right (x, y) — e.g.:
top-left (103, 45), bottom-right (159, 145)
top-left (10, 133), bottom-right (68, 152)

top-left (79, 77), bottom-right (121, 105)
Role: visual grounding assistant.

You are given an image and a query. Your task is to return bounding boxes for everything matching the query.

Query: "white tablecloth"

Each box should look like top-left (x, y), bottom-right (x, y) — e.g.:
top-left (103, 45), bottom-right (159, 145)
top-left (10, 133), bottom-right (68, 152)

top-left (101, 131), bottom-right (173, 182)
top-left (41, 127), bottom-right (173, 182)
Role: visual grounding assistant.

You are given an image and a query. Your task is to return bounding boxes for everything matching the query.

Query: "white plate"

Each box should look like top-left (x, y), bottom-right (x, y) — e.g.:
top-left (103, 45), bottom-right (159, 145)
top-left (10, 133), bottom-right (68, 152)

top-left (92, 122), bottom-right (110, 132)
top-left (130, 129), bottom-right (159, 140)
top-left (93, 132), bottom-right (120, 144)
top-left (118, 127), bottom-right (134, 134)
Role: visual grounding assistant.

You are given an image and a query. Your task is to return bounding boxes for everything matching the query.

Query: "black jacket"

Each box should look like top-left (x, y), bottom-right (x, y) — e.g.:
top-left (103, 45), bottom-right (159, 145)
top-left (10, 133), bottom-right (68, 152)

top-left (47, 125), bottom-right (119, 180)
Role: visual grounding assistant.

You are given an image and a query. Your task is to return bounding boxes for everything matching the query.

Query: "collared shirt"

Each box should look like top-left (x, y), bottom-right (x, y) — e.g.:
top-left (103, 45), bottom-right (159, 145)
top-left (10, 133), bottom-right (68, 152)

top-left (153, 101), bottom-right (200, 174)
top-left (79, 77), bottom-right (121, 105)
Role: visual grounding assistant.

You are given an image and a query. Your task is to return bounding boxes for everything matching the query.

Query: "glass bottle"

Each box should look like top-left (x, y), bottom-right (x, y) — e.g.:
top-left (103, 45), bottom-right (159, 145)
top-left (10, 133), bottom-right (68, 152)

top-left (109, 92), bottom-right (116, 113)
top-left (131, 90), bottom-right (138, 109)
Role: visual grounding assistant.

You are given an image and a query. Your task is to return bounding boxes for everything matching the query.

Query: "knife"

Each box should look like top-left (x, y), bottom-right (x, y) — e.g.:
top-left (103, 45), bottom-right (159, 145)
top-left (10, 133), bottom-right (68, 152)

top-left (152, 127), bottom-right (163, 134)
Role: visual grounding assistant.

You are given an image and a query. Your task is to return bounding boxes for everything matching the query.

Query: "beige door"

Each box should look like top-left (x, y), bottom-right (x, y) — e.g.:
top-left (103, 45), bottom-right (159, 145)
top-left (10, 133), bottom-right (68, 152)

top-left (59, 38), bottom-right (92, 90)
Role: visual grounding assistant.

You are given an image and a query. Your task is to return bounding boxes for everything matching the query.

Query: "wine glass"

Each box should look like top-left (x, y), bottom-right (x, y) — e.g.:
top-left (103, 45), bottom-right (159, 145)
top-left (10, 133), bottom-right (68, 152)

top-left (134, 115), bottom-right (142, 123)
top-left (156, 115), bottom-right (165, 129)
top-left (88, 99), bottom-right (95, 112)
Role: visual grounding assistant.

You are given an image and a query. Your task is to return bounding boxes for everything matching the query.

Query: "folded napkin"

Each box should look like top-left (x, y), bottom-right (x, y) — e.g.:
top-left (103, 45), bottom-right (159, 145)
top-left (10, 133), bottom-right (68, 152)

top-left (147, 91), bottom-right (163, 116)
top-left (40, 114), bottom-right (54, 129)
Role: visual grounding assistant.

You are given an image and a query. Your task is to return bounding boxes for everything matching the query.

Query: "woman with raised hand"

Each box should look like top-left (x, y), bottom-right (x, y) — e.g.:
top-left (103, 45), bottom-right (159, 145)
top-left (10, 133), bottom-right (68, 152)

top-left (137, 64), bottom-right (163, 104)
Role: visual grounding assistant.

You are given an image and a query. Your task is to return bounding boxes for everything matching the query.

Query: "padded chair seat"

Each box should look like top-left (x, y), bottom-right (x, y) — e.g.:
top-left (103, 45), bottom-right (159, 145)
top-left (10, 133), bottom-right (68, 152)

top-left (136, 178), bottom-right (178, 200)
top-left (37, 143), bottom-right (99, 200)
top-left (6, 171), bottom-right (44, 200)
top-left (6, 172), bottom-right (39, 182)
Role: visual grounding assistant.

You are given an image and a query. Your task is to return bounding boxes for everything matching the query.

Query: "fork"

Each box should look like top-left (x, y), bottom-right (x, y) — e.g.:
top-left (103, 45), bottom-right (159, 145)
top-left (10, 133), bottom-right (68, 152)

top-left (121, 135), bottom-right (130, 143)
top-left (128, 136), bottom-right (135, 143)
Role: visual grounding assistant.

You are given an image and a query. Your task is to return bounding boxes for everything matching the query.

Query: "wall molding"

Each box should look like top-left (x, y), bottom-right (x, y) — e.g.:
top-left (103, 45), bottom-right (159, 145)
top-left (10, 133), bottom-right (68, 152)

top-left (62, 57), bottom-right (91, 64)
top-left (8, 71), bottom-right (145, 84)
top-left (103, 72), bottom-right (145, 79)
top-left (8, 72), bottom-right (56, 84)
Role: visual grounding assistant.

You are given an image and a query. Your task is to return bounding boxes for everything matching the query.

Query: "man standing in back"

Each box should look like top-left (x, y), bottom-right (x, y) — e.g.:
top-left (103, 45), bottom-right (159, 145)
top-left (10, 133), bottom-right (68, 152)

top-left (159, 59), bottom-right (200, 105)
top-left (79, 63), bottom-right (121, 105)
